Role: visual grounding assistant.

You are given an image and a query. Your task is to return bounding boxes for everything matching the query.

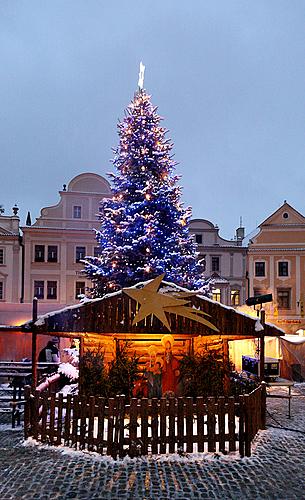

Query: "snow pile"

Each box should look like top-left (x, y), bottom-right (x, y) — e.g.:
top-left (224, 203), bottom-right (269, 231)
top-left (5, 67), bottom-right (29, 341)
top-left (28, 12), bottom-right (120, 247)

top-left (255, 319), bottom-right (264, 332)
top-left (58, 363), bottom-right (79, 381)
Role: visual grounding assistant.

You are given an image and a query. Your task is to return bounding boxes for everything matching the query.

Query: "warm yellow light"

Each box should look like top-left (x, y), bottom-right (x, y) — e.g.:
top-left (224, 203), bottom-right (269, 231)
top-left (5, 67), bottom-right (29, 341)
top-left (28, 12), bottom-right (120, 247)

top-left (145, 194), bottom-right (151, 201)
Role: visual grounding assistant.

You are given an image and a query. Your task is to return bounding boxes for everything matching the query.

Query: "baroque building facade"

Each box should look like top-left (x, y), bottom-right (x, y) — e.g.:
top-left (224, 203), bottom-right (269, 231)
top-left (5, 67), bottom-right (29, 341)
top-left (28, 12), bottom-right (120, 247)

top-left (189, 219), bottom-right (247, 306)
top-left (22, 173), bottom-right (111, 306)
top-left (248, 201), bottom-right (305, 334)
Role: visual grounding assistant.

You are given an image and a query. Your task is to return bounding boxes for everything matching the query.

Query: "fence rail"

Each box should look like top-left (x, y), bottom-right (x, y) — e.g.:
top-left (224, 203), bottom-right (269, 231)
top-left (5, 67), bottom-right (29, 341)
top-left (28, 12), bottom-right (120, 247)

top-left (24, 385), bottom-right (265, 459)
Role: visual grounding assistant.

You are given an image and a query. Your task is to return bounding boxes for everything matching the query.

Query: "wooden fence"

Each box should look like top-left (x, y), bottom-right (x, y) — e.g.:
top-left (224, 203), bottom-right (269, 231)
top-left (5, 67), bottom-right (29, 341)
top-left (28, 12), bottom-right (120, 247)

top-left (24, 385), bottom-right (265, 459)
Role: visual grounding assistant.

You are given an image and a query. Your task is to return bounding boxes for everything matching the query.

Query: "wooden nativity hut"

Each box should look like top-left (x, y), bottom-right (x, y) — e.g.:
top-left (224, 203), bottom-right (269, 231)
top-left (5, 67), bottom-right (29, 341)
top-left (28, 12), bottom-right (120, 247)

top-left (24, 275), bottom-right (283, 392)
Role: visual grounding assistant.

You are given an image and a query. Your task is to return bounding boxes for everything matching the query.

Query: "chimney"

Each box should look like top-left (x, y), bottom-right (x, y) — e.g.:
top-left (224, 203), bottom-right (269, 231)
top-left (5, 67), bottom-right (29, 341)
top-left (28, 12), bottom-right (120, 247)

top-left (236, 216), bottom-right (245, 245)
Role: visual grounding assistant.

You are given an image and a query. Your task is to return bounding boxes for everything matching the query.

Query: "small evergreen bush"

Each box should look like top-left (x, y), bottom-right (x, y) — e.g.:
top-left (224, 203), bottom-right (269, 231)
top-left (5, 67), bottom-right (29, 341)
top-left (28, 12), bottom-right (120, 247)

top-left (179, 350), bottom-right (228, 398)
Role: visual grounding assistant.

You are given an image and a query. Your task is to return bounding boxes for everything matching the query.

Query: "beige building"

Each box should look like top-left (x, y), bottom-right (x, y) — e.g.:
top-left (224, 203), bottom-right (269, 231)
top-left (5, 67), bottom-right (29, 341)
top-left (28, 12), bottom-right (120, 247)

top-left (248, 202), bottom-right (305, 334)
top-left (22, 173), bottom-right (111, 306)
top-left (189, 219), bottom-right (247, 306)
top-left (0, 206), bottom-right (22, 303)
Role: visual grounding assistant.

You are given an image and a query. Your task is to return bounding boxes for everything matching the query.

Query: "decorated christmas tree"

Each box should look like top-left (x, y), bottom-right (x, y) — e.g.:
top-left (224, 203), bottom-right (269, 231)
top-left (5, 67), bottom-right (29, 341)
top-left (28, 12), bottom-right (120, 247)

top-left (83, 67), bottom-right (208, 296)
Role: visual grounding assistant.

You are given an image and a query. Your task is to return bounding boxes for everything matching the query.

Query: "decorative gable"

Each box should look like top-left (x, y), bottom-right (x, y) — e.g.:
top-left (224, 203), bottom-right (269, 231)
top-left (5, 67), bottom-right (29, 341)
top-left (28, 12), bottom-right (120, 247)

top-left (260, 202), bottom-right (305, 227)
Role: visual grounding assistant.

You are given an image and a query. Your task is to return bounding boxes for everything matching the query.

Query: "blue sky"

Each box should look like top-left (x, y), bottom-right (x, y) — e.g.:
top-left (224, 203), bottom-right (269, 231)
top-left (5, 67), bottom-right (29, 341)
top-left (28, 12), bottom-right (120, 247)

top-left (0, 1), bottom-right (304, 239)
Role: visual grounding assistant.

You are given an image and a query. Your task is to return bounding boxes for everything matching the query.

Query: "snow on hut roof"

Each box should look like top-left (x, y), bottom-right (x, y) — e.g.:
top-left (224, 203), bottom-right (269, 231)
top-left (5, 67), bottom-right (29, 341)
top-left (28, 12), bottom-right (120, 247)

top-left (20, 278), bottom-right (285, 338)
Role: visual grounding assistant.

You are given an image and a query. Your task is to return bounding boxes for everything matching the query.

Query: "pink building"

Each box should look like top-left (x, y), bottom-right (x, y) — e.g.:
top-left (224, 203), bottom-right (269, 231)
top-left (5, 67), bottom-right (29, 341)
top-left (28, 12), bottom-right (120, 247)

top-left (0, 173), bottom-right (111, 326)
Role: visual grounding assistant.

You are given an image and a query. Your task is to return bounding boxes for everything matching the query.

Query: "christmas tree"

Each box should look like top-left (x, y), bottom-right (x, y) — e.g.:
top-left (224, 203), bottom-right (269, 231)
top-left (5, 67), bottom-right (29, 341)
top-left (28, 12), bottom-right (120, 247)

top-left (83, 79), bottom-right (207, 296)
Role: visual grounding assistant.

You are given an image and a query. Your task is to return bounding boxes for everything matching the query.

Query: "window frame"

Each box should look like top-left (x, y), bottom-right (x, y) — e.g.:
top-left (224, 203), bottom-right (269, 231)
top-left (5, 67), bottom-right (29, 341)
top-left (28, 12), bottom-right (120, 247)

top-left (34, 245), bottom-right (45, 262)
top-left (255, 261), bottom-right (266, 277)
top-left (94, 247), bottom-right (101, 258)
top-left (75, 246), bottom-right (86, 263)
top-left (34, 280), bottom-right (44, 299)
top-left (211, 256), bottom-right (220, 273)
top-left (73, 205), bottom-right (82, 219)
top-left (231, 289), bottom-right (240, 306)
top-left (0, 248), bottom-right (4, 265)
top-left (212, 288), bottom-right (221, 302)
top-left (47, 245), bottom-right (58, 263)
top-left (277, 288), bottom-right (291, 309)
top-left (195, 234), bottom-right (203, 244)
top-left (278, 261), bottom-right (289, 277)
top-left (75, 281), bottom-right (86, 299)
top-left (47, 281), bottom-right (57, 300)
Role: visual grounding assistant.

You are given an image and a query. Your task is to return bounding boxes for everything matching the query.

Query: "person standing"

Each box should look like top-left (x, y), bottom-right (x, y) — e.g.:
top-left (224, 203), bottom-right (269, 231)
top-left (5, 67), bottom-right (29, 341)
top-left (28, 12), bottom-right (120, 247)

top-left (161, 335), bottom-right (180, 396)
top-left (38, 337), bottom-right (60, 363)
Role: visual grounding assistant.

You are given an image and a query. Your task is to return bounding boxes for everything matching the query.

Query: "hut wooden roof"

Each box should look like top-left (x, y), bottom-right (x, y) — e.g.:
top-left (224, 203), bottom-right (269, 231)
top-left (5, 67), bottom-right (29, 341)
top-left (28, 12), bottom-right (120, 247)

top-left (22, 280), bottom-right (284, 339)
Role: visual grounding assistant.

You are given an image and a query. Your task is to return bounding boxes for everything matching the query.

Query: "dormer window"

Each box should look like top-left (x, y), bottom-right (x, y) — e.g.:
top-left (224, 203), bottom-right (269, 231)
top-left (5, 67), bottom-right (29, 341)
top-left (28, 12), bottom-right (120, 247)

top-left (73, 206), bottom-right (82, 219)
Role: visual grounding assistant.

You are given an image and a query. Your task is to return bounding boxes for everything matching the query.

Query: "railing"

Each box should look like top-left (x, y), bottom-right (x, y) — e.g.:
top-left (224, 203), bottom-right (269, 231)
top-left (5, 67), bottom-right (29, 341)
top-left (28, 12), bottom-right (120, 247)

top-left (24, 385), bottom-right (265, 459)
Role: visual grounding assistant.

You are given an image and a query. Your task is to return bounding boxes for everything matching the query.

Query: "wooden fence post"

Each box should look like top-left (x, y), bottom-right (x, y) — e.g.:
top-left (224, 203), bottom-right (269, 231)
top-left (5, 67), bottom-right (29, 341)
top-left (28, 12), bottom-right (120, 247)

top-left (207, 397), bottom-right (216, 453)
top-left (261, 382), bottom-right (267, 430)
top-left (23, 385), bottom-right (31, 439)
top-left (238, 395), bottom-right (245, 457)
top-left (150, 398), bottom-right (158, 455)
top-left (129, 398), bottom-right (138, 458)
top-left (32, 390), bottom-right (41, 441)
top-left (243, 394), bottom-right (251, 457)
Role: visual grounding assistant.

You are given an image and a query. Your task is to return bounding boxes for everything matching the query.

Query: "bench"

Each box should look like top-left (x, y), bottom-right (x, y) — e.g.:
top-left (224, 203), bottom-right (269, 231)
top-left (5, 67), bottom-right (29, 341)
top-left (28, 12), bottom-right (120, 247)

top-left (0, 362), bottom-right (59, 427)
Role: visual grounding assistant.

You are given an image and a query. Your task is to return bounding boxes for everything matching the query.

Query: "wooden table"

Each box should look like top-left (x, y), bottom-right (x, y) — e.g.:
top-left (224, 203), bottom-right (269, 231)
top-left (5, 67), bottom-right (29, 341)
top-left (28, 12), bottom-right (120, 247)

top-left (266, 378), bottom-right (294, 418)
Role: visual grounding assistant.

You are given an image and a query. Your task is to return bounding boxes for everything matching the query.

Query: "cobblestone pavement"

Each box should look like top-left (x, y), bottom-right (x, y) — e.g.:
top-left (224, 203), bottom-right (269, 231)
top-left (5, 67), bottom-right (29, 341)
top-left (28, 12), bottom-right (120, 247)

top-left (0, 386), bottom-right (304, 500)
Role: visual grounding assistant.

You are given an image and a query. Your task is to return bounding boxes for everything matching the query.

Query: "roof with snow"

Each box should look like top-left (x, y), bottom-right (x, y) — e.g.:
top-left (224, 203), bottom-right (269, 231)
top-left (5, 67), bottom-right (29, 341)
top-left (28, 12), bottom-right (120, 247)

top-left (22, 279), bottom-right (284, 339)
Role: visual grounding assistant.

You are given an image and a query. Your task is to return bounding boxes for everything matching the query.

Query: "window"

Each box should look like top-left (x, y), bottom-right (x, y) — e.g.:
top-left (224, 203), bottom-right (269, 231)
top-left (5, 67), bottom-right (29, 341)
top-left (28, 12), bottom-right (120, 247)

top-left (212, 288), bottom-right (221, 302)
top-left (47, 245), bottom-right (58, 263)
top-left (278, 289), bottom-right (290, 309)
top-left (34, 245), bottom-right (45, 262)
top-left (94, 247), bottom-right (100, 258)
top-left (0, 281), bottom-right (3, 300)
top-left (73, 206), bottom-right (82, 219)
top-left (75, 281), bottom-right (85, 299)
top-left (278, 261), bottom-right (288, 277)
top-left (195, 234), bottom-right (202, 244)
top-left (76, 246), bottom-right (86, 263)
top-left (47, 281), bottom-right (57, 300)
top-left (211, 256), bottom-right (220, 272)
top-left (231, 290), bottom-right (240, 306)
top-left (0, 249), bottom-right (4, 265)
top-left (255, 261), bottom-right (265, 277)
top-left (34, 280), bottom-right (44, 299)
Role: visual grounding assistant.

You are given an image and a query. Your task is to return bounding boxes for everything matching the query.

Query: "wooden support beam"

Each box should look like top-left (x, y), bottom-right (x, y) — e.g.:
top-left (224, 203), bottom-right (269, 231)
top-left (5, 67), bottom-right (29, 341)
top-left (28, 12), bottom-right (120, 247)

top-left (31, 298), bottom-right (38, 390)
top-left (259, 310), bottom-right (266, 382)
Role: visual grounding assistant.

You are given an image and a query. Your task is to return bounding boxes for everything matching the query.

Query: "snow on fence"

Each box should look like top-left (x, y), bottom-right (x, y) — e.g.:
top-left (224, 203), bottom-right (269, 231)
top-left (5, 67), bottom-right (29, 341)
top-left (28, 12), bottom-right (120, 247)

top-left (24, 386), bottom-right (265, 459)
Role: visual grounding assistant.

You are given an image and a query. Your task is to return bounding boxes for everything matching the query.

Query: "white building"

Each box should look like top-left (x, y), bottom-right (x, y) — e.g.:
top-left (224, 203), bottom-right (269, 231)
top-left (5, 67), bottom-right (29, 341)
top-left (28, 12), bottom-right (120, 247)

top-left (22, 172), bottom-right (111, 306)
top-left (189, 219), bottom-right (247, 306)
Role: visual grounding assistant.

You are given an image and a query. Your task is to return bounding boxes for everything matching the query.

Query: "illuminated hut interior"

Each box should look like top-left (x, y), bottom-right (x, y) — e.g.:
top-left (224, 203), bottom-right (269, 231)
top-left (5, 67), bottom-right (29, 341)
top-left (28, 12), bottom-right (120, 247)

top-left (25, 276), bottom-right (283, 388)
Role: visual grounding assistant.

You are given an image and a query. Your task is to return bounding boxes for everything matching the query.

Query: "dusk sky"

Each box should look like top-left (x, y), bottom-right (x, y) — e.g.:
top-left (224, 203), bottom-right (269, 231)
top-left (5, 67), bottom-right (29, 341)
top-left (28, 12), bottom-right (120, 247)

top-left (0, 1), bottom-right (304, 239)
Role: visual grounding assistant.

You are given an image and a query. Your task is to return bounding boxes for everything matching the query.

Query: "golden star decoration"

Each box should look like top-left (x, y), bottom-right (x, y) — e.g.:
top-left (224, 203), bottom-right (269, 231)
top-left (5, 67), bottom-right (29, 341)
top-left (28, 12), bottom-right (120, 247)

top-left (123, 274), bottom-right (219, 333)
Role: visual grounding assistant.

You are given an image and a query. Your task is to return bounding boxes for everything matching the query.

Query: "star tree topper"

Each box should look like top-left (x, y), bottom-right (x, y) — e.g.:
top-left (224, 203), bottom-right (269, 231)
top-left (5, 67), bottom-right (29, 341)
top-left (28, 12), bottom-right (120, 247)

top-left (123, 274), bottom-right (219, 332)
top-left (138, 61), bottom-right (145, 90)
